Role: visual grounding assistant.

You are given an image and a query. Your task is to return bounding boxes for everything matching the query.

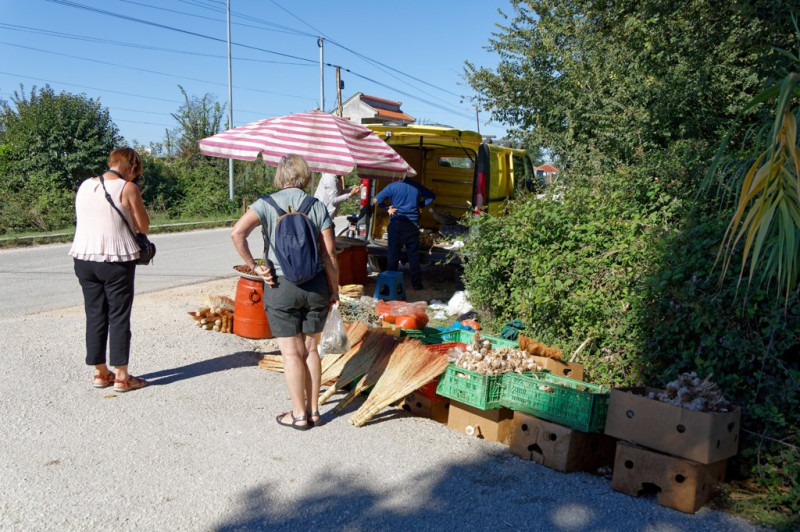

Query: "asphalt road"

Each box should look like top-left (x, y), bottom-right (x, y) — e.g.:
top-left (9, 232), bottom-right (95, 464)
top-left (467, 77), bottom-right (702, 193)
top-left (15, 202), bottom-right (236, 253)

top-left (0, 224), bottom-right (767, 532)
top-left (0, 218), bottom-right (349, 318)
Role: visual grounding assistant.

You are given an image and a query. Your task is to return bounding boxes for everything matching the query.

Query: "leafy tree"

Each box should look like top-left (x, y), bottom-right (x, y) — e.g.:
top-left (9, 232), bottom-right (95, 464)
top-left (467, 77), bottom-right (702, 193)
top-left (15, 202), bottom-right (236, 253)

top-left (0, 85), bottom-right (120, 232)
top-left (0, 84), bottom-right (120, 191)
top-left (169, 85), bottom-right (223, 160)
top-left (467, 1), bottom-right (794, 174)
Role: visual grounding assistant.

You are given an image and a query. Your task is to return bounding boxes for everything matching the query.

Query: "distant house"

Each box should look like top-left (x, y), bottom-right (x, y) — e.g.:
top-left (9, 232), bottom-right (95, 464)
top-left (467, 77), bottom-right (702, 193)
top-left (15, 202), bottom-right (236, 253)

top-left (340, 93), bottom-right (415, 126)
top-left (535, 164), bottom-right (559, 186)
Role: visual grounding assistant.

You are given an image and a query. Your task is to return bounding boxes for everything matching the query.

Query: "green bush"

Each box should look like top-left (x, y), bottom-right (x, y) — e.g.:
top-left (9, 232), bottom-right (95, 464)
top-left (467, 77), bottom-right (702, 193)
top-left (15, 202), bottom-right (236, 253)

top-left (462, 168), bottom-right (799, 522)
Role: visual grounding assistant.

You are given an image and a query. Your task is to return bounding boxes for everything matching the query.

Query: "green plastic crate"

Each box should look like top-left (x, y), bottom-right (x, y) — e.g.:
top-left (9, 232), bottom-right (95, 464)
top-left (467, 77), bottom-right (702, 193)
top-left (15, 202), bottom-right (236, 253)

top-left (435, 329), bottom-right (518, 348)
top-left (435, 363), bottom-right (505, 410)
top-left (501, 372), bottom-right (610, 432)
top-left (400, 327), bottom-right (444, 345)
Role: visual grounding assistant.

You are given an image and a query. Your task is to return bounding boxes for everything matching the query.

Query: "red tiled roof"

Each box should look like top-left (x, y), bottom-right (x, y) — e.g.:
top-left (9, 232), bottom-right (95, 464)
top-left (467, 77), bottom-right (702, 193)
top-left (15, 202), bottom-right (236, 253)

top-left (375, 109), bottom-right (415, 123)
top-left (536, 164), bottom-right (559, 173)
top-left (361, 94), bottom-right (402, 107)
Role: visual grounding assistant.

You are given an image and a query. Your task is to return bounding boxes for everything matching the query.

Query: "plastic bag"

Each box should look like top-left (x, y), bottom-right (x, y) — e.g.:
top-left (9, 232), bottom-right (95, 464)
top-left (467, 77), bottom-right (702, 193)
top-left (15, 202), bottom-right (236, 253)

top-left (319, 303), bottom-right (350, 354)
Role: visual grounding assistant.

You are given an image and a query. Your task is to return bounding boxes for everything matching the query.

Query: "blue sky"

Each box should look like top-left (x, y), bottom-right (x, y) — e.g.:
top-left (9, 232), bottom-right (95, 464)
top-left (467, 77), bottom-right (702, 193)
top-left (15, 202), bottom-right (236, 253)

top-left (1, 0), bottom-right (515, 148)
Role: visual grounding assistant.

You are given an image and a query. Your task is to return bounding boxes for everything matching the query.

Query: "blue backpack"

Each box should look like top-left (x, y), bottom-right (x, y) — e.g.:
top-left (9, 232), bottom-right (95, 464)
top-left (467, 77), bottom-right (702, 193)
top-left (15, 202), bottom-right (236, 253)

top-left (262, 195), bottom-right (321, 286)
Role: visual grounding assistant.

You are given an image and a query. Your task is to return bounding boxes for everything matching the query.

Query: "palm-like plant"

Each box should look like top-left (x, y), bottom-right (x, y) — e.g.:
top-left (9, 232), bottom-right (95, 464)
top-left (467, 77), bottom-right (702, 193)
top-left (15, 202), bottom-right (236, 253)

top-left (707, 35), bottom-right (800, 305)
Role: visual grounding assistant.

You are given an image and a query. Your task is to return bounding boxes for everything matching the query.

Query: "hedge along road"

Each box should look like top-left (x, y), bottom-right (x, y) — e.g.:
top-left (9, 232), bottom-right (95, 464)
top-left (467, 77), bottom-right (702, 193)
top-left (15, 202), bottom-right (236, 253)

top-left (0, 224), bottom-right (765, 531)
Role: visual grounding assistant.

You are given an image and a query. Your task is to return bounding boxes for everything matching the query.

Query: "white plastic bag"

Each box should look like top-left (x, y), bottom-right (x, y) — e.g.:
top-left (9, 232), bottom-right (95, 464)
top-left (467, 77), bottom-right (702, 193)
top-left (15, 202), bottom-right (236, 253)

top-left (319, 303), bottom-right (350, 354)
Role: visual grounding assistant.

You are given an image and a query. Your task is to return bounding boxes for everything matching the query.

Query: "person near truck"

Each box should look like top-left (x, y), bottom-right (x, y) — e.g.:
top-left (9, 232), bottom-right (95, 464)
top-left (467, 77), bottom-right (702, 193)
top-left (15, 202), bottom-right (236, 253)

top-left (313, 172), bottom-right (361, 218)
top-left (372, 175), bottom-right (435, 290)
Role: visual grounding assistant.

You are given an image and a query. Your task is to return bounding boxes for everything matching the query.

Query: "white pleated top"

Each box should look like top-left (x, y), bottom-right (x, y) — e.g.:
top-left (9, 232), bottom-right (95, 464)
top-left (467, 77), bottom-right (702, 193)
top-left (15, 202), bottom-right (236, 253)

top-left (69, 177), bottom-right (141, 262)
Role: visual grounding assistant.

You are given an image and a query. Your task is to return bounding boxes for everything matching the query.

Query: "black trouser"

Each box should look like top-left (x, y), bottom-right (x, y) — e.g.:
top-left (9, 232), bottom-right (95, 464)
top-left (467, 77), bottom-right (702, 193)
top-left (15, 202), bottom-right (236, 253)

top-left (387, 218), bottom-right (422, 287)
top-left (73, 258), bottom-right (136, 368)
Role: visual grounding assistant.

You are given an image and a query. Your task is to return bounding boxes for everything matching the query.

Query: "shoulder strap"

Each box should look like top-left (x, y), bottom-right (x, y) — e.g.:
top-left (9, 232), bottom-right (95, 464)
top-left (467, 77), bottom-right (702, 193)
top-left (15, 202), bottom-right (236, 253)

top-left (297, 195), bottom-right (318, 215)
top-left (98, 174), bottom-right (137, 238)
top-left (262, 194), bottom-right (287, 216)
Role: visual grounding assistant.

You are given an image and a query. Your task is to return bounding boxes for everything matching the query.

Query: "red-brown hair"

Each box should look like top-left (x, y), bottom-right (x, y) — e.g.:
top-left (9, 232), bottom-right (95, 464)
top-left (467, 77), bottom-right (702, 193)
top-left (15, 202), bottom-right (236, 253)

top-left (107, 147), bottom-right (142, 176)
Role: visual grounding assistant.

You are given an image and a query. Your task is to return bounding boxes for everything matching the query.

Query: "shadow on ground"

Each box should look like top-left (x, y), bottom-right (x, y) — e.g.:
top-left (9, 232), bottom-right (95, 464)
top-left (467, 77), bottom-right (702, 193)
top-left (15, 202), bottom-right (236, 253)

top-left (139, 351), bottom-right (259, 385)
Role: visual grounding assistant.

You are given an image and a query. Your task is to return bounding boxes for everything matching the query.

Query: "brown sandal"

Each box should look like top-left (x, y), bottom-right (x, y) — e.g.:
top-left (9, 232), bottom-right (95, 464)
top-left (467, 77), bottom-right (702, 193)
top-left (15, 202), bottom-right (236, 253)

top-left (114, 376), bottom-right (147, 393)
top-left (92, 373), bottom-right (116, 389)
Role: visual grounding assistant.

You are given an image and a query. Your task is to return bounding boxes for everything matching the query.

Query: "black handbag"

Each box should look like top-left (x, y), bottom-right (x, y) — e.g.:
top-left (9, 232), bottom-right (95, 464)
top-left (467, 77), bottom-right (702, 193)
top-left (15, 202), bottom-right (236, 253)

top-left (98, 174), bottom-right (156, 265)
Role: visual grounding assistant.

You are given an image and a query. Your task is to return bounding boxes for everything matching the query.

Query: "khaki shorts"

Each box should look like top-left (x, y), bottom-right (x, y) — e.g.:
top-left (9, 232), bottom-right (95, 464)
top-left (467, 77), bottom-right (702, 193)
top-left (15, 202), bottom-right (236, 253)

top-left (264, 270), bottom-right (330, 338)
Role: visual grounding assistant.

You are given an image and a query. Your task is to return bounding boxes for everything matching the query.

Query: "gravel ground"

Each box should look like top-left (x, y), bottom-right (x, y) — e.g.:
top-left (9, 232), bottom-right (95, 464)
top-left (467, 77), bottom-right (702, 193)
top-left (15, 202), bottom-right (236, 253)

top-left (0, 277), bottom-right (768, 532)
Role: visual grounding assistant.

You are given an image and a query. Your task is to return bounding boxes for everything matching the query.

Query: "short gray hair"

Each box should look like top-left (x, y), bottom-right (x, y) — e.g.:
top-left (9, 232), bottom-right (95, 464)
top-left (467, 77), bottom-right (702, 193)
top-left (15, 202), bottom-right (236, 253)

top-left (274, 153), bottom-right (311, 189)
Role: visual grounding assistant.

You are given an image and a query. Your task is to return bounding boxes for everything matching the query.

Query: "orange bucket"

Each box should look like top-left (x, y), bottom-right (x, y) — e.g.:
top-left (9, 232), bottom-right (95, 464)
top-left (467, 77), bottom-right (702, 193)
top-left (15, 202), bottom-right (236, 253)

top-left (233, 277), bottom-right (273, 339)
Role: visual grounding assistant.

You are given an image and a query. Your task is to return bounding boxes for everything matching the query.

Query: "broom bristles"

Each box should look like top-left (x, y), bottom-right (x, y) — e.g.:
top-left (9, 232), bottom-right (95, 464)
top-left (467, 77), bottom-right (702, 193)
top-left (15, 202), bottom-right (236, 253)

top-left (258, 354), bottom-right (284, 372)
top-left (333, 340), bottom-right (398, 413)
top-left (349, 339), bottom-right (449, 427)
top-left (256, 322), bottom-right (370, 375)
top-left (319, 332), bottom-right (395, 404)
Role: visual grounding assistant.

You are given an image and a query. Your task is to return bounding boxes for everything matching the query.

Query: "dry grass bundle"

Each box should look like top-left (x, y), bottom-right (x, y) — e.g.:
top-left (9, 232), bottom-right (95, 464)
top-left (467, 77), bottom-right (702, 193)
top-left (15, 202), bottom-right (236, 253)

top-left (349, 339), bottom-right (449, 427)
top-left (518, 334), bottom-right (562, 360)
top-left (333, 336), bottom-right (399, 413)
top-left (258, 353), bottom-right (283, 372)
top-left (319, 332), bottom-right (394, 404)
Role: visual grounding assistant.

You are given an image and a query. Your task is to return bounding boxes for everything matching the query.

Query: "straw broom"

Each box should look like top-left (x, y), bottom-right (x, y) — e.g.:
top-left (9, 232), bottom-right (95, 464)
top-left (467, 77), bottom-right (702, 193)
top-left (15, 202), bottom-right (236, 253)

top-left (349, 339), bottom-right (449, 427)
top-left (321, 321), bottom-right (370, 377)
top-left (319, 332), bottom-right (393, 404)
top-left (258, 353), bottom-right (284, 372)
top-left (333, 335), bottom-right (400, 413)
top-left (256, 321), bottom-right (369, 375)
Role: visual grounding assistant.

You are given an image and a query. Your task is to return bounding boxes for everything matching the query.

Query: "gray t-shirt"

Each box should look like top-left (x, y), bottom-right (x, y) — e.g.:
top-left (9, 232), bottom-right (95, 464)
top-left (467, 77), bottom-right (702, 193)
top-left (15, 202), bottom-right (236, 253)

top-left (250, 188), bottom-right (334, 277)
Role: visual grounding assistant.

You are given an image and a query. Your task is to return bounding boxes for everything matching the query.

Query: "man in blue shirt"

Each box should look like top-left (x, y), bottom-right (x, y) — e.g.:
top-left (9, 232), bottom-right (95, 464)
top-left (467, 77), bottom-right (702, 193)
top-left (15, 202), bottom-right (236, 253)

top-left (373, 176), bottom-right (436, 290)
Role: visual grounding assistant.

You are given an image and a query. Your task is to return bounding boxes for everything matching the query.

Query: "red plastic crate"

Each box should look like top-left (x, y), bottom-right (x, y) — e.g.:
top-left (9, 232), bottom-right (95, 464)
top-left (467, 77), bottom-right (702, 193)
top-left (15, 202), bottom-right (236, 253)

top-left (416, 342), bottom-right (466, 401)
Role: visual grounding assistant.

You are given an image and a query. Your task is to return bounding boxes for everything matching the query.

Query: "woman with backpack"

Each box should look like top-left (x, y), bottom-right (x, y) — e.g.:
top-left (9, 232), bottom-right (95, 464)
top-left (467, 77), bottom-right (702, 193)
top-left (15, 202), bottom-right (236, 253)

top-left (231, 153), bottom-right (339, 430)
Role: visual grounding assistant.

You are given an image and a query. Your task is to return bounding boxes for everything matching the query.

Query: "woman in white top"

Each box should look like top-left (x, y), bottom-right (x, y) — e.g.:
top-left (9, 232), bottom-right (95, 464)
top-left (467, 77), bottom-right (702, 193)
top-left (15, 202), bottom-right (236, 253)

top-left (69, 147), bottom-right (150, 393)
top-left (313, 172), bottom-right (361, 218)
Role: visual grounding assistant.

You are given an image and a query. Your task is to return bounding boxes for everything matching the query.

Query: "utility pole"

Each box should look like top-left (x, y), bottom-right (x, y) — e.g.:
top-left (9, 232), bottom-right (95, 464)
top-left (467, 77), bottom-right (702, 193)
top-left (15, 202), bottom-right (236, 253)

top-left (475, 107), bottom-right (481, 135)
top-left (318, 37), bottom-right (325, 112)
top-left (336, 66), bottom-right (343, 117)
top-left (226, 0), bottom-right (234, 201)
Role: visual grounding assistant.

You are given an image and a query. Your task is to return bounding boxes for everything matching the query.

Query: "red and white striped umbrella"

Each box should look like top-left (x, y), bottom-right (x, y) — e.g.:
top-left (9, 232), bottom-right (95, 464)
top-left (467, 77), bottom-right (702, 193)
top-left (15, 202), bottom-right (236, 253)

top-left (198, 111), bottom-right (415, 179)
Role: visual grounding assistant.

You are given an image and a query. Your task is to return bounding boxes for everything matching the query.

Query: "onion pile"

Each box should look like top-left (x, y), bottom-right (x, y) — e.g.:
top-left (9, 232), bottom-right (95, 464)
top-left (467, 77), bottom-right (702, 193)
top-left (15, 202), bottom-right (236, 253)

top-left (452, 332), bottom-right (541, 375)
top-left (648, 371), bottom-right (732, 412)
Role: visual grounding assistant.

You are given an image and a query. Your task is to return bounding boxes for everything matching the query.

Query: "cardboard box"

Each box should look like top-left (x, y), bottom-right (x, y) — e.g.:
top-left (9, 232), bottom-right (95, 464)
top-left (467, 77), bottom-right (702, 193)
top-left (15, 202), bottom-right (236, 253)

top-left (446, 400), bottom-right (514, 444)
top-left (532, 356), bottom-right (584, 381)
top-left (402, 393), bottom-right (450, 424)
top-left (508, 412), bottom-right (614, 472)
top-left (611, 441), bottom-right (727, 514)
top-left (604, 387), bottom-right (741, 464)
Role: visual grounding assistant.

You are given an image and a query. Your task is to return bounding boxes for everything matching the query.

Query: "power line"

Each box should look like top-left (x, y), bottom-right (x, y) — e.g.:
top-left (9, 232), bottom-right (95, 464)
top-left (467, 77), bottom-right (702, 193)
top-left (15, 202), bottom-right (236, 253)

top-left (44, 0), bottom-right (318, 64)
top-left (268, 0), bottom-right (460, 98)
top-left (0, 71), bottom-right (285, 120)
top-left (117, 0), bottom-right (314, 37)
top-left (38, 0), bottom-right (478, 126)
top-left (0, 41), bottom-right (315, 101)
top-left (0, 71), bottom-right (183, 104)
top-left (0, 23), bottom-right (311, 66)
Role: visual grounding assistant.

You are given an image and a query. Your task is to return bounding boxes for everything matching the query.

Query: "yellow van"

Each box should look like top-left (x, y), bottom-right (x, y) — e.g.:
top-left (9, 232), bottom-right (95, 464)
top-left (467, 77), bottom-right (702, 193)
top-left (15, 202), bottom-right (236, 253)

top-left (357, 124), bottom-right (533, 264)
